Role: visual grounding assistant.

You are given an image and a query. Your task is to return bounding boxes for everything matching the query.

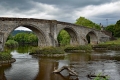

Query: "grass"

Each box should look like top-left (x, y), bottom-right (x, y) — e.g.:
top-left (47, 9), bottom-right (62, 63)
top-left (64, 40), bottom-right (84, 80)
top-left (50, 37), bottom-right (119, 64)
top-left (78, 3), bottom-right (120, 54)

top-left (100, 38), bottom-right (120, 45)
top-left (95, 38), bottom-right (120, 50)
top-left (30, 46), bottom-right (65, 55)
top-left (94, 73), bottom-right (109, 80)
top-left (64, 45), bottom-right (92, 52)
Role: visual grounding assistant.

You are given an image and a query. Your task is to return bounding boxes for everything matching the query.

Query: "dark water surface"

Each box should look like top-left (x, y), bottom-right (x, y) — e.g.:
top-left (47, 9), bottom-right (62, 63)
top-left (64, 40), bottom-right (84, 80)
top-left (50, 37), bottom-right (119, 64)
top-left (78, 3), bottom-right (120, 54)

top-left (0, 48), bottom-right (120, 80)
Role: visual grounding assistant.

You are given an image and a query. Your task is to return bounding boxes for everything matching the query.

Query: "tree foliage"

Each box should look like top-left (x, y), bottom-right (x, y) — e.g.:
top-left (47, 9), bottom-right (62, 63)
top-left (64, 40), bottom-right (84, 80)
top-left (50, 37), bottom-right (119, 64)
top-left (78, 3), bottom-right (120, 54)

top-left (6, 32), bottom-right (38, 46)
top-left (75, 16), bottom-right (101, 30)
top-left (57, 30), bottom-right (70, 46)
top-left (5, 40), bottom-right (18, 48)
top-left (105, 20), bottom-right (120, 37)
top-left (105, 24), bottom-right (115, 36)
top-left (14, 32), bottom-right (38, 45)
top-left (114, 20), bottom-right (120, 37)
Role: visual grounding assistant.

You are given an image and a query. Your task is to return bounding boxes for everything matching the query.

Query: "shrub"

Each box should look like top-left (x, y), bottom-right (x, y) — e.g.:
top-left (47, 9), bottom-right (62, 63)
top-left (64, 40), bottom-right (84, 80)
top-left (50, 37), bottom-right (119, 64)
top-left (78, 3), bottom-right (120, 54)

top-left (0, 50), bottom-right (12, 61)
top-left (5, 40), bottom-right (18, 48)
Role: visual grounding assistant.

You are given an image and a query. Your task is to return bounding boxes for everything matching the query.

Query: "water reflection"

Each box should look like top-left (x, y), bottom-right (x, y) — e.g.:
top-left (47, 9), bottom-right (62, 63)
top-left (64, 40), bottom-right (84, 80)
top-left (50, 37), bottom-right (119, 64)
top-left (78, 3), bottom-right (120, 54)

top-left (1, 49), bottom-right (120, 80)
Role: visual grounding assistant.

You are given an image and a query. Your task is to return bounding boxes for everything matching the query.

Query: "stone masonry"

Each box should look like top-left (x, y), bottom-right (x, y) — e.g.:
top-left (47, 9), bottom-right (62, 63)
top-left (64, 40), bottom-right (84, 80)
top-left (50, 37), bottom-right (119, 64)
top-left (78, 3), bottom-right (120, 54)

top-left (0, 17), bottom-right (110, 51)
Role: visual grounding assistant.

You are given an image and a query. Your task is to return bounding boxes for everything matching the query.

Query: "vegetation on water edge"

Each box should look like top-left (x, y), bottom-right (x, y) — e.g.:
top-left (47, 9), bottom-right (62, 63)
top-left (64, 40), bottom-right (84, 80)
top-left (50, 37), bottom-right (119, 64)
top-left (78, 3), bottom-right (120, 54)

top-left (93, 73), bottom-right (109, 80)
top-left (100, 38), bottom-right (120, 45)
top-left (30, 47), bottom-right (65, 55)
top-left (5, 40), bottom-right (19, 48)
top-left (94, 38), bottom-right (120, 50)
top-left (0, 50), bottom-right (12, 61)
top-left (64, 45), bottom-right (92, 52)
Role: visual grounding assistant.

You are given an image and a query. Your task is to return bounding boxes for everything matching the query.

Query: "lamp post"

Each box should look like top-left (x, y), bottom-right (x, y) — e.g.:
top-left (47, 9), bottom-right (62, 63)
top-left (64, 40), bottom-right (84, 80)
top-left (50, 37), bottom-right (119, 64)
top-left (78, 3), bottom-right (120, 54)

top-left (106, 19), bottom-right (108, 26)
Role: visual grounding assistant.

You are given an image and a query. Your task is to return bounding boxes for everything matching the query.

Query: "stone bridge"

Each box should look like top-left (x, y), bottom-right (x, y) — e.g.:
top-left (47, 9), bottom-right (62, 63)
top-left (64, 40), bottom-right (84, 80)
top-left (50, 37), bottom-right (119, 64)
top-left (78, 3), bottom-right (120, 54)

top-left (0, 17), bottom-right (109, 51)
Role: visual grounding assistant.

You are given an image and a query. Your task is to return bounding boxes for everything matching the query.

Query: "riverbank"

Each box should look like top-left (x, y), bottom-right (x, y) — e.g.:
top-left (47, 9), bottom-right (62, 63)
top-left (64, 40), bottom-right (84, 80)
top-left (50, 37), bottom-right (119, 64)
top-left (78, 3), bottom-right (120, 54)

top-left (0, 50), bottom-right (16, 66)
top-left (30, 45), bottom-right (93, 57)
top-left (30, 47), bottom-right (65, 57)
top-left (64, 45), bottom-right (93, 53)
top-left (0, 58), bottom-right (16, 67)
top-left (93, 38), bottom-right (120, 50)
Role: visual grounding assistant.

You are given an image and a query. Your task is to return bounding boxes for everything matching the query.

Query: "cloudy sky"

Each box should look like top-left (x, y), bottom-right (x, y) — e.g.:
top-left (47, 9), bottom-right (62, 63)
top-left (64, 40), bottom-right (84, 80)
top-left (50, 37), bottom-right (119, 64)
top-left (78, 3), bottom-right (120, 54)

top-left (0, 0), bottom-right (120, 30)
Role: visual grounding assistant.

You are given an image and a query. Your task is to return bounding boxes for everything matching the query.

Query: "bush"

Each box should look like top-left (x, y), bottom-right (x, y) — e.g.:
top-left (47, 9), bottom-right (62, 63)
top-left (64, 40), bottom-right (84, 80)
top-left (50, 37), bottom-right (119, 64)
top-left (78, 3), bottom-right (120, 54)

top-left (0, 50), bottom-right (12, 61)
top-left (5, 40), bottom-right (18, 48)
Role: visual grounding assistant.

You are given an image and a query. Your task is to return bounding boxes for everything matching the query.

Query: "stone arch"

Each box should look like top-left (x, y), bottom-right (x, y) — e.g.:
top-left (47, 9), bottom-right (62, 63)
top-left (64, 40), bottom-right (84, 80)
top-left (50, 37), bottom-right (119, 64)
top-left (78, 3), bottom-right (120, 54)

top-left (86, 31), bottom-right (98, 45)
top-left (5, 24), bottom-right (47, 47)
top-left (57, 27), bottom-right (79, 46)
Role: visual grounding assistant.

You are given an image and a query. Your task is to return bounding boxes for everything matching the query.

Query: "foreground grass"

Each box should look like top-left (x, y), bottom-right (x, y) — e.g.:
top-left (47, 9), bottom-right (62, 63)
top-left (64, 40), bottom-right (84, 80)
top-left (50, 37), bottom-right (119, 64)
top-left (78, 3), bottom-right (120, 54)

top-left (0, 50), bottom-right (12, 61)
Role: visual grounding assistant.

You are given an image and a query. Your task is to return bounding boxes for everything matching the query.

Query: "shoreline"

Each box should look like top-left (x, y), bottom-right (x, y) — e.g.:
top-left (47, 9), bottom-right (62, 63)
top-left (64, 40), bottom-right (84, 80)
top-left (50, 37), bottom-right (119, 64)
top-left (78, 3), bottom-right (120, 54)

top-left (32, 53), bottom-right (67, 57)
top-left (0, 58), bottom-right (16, 67)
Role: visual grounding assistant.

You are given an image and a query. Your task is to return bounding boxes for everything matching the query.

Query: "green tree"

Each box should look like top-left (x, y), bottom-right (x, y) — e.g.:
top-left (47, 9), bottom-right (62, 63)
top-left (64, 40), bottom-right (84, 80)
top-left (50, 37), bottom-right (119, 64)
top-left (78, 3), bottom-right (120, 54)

top-left (57, 30), bottom-right (70, 46)
top-left (28, 33), bottom-right (38, 44)
top-left (7, 34), bottom-right (14, 40)
top-left (14, 32), bottom-right (38, 45)
top-left (75, 16), bottom-right (101, 30)
top-left (114, 20), bottom-right (120, 37)
top-left (105, 24), bottom-right (115, 36)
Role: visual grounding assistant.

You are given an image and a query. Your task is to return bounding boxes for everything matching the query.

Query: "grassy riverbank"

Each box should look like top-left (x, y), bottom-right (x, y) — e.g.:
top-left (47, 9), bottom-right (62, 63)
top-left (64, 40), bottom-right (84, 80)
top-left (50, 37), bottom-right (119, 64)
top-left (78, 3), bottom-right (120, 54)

top-left (30, 47), bottom-right (65, 56)
top-left (101, 38), bottom-right (120, 45)
top-left (64, 45), bottom-right (92, 52)
top-left (30, 45), bottom-right (92, 56)
top-left (94, 38), bottom-right (120, 50)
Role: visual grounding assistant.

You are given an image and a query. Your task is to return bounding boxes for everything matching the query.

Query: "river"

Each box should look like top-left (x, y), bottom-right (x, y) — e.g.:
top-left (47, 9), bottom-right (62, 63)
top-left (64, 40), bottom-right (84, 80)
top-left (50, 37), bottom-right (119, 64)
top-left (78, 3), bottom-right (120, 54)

top-left (0, 47), bottom-right (120, 80)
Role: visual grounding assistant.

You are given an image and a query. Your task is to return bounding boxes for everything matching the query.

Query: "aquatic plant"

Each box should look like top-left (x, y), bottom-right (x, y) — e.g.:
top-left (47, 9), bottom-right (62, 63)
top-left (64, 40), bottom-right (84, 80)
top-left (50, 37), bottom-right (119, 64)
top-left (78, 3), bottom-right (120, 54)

top-left (94, 73), bottom-right (109, 80)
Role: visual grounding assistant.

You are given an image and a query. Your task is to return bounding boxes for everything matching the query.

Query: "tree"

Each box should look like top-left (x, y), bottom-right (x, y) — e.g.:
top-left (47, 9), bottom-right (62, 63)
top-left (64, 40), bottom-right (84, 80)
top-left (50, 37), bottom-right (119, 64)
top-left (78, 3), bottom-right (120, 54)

top-left (14, 32), bottom-right (38, 45)
top-left (105, 24), bottom-right (115, 36)
top-left (57, 30), bottom-right (70, 46)
top-left (114, 20), bottom-right (120, 37)
top-left (75, 16), bottom-right (101, 30)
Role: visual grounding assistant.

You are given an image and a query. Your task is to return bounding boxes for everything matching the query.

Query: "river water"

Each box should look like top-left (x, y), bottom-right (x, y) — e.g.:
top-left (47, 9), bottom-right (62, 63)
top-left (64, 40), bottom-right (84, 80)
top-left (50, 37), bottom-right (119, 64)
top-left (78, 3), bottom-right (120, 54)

top-left (0, 47), bottom-right (120, 80)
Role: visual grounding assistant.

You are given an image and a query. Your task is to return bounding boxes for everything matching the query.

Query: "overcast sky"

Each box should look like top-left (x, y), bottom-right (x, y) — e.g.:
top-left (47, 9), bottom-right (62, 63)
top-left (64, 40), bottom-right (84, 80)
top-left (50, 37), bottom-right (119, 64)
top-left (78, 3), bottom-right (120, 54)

top-left (0, 0), bottom-right (120, 30)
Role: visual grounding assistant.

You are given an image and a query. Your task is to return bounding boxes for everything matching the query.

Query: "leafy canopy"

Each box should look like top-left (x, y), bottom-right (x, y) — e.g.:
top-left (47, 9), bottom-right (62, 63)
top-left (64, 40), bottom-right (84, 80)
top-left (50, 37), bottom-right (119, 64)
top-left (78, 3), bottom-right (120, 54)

top-left (105, 20), bottom-right (120, 37)
top-left (75, 16), bottom-right (101, 30)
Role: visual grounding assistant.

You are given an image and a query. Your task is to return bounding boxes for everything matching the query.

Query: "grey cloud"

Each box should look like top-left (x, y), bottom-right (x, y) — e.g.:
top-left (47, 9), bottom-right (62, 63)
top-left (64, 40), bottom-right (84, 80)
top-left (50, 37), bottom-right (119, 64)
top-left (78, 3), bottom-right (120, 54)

top-left (0, 0), bottom-right (32, 11)
top-left (0, 0), bottom-right (120, 25)
top-left (0, 0), bottom-right (116, 10)
top-left (90, 12), bottom-right (120, 26)
top-left (34, 0), bottom-right (115, 8)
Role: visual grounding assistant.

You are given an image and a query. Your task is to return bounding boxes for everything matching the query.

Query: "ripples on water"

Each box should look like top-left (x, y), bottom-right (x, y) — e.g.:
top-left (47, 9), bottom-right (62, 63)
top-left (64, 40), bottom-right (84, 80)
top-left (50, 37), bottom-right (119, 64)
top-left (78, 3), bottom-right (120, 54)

top-left (0, 50), bottom-right (120, 80)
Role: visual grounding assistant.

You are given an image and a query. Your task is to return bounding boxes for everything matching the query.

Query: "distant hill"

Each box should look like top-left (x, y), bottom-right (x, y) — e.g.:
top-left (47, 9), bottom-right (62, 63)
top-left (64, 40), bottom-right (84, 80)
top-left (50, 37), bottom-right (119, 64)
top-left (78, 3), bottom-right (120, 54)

top-left (11, 30), bottom-right (32, 36)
